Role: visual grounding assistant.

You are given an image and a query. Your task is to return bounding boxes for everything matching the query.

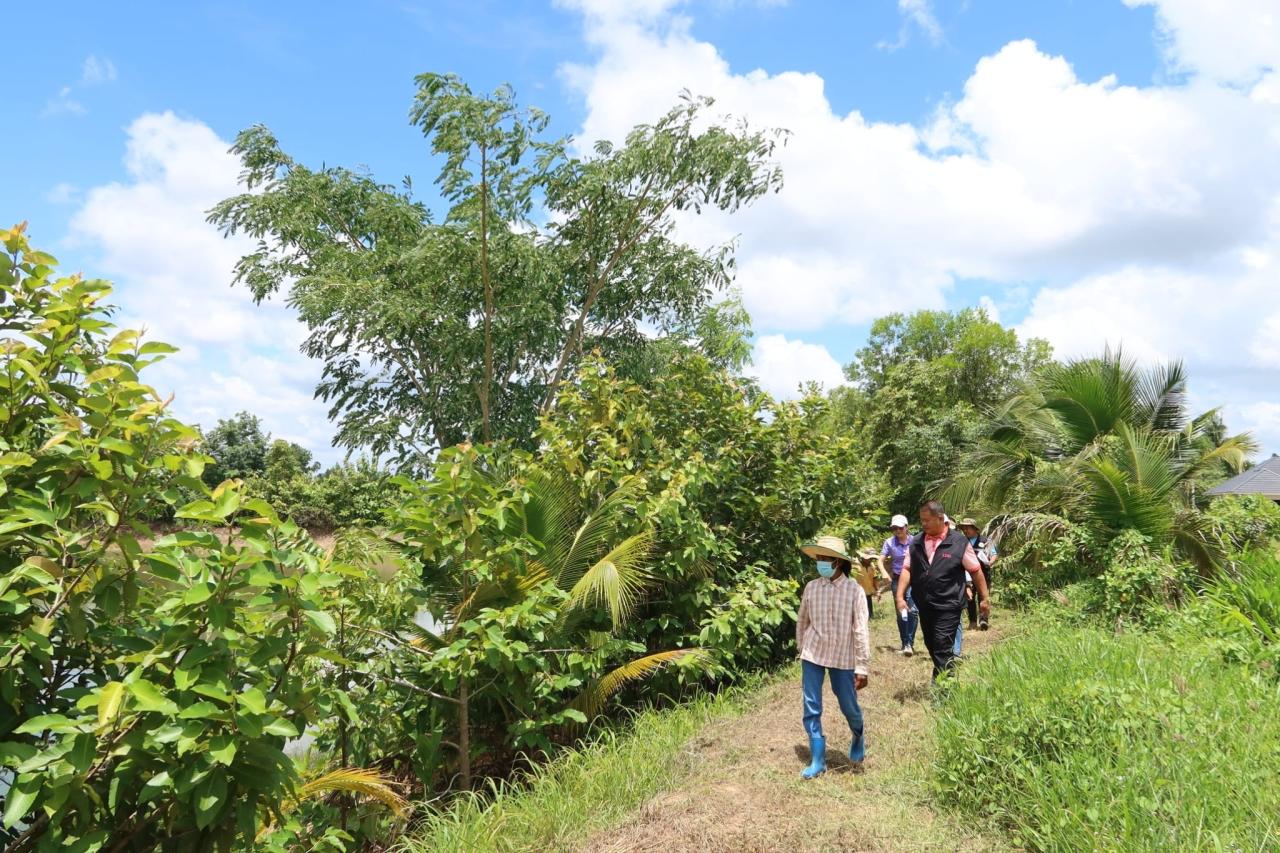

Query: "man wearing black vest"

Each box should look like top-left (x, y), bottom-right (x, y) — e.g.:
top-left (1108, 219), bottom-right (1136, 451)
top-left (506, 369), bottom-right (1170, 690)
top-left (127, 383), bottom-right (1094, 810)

top-left (894, 500), bottom-right (990, 679)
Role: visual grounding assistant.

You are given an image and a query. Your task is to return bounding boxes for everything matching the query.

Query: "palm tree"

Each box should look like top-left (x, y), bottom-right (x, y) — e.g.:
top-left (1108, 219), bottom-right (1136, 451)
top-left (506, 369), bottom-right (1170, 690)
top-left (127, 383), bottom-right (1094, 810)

top-left (397, 463), bottom-right (707, 788)
top-left (945, 350), bottom-right (1256, 575)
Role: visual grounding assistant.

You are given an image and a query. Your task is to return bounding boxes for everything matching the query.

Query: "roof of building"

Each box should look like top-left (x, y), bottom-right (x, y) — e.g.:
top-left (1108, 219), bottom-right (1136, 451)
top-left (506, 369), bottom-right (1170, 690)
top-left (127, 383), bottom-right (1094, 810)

top-left (1207, 455), bottom-right (1280, 499)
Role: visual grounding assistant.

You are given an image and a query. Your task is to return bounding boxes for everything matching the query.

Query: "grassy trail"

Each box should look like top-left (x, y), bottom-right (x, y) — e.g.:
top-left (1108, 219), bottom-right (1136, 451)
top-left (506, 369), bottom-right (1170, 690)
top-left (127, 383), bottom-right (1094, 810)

top-left (583, 605), bottom-right (1013, 852)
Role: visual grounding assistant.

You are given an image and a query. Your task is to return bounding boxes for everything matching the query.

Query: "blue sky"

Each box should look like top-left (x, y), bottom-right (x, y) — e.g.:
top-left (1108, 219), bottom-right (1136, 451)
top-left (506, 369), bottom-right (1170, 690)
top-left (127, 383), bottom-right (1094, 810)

top-left (3, 0), bottom-right (1279, 460)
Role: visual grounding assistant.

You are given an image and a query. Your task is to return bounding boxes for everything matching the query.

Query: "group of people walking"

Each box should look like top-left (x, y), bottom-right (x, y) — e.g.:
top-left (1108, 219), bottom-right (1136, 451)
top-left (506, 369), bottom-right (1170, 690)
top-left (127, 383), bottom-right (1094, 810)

top-left (792, 500), bottom-right (997, 779)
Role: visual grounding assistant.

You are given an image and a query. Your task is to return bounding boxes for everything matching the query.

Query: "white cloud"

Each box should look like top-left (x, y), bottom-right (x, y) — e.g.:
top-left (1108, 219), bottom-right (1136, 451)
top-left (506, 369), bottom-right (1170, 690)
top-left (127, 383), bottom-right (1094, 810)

top-left (41, 54), bottom-right (117, 118)
top-left (81, 55), bottom-right (118, 86)
top-left (559, 1), bottom-right (1280, 451)
top-left (879, 0), bottom-right (944, 51)
top-left (45, 182), bottom-right (78, 204)
top-left (41, 86), bottom-right (86, 118)
top-left (67, 112), bottom-right (336, 458)
top-left (978, 295), bottom-right (1000, 324)
top-left (747, 334), bottom-right (846, 399)
top-left (1124, 0), bottom-right (1278, 84)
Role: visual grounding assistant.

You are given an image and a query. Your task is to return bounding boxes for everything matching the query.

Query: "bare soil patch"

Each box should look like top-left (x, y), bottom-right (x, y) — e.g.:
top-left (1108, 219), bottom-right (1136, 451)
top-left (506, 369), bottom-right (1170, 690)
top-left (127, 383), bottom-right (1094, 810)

top-left (586, 606), bottom-right (1013, 853)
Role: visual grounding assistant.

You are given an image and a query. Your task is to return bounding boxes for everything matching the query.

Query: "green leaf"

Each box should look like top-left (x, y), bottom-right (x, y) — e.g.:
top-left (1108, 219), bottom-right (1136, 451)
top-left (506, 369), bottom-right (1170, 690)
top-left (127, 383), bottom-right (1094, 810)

top-left (184, 583), bottom-right (213, 605)
top-left (303, 609), bottom-right (337, 635)
top-left (178, 701), bottom-right (221, 720)
top-left (194, 770), bottom-right (228, 830)
top-left (262, 717), bottom-right (299, 737)
top-left (208, 734), bottom-right (237, 765)
top-left (2, 773), bottom-right (39, 829)
top-left (97, 682), bottom-right (125, 728)
top-left (139, 341), bottom-right (180, 355)
top-left (128, 679), bottom-right (179, 715)
top-left (98, 437), bottom-right (136, 456)
top-left (15, 713), bottom-right (76, 735)
top-left (237, 687), bottom-right (267, 715)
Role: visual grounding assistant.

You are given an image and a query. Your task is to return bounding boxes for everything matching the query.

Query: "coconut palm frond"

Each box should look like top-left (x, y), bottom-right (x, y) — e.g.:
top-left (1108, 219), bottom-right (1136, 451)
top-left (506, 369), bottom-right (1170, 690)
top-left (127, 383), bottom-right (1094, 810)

top-left (1041, 353), bottom-right (1139, 452)
top-left (568, 648), bottom-right (712, 719)
top-left (331, 526), bottom-right (408, 580)
top-left (295, 767), bottom-right (409, 816)
top-left (567, 531), bottom-right (654, 629)
top-left (1182, 432), bottom-right (1258, 481)
top-left (257, 766), bottom-right (408, 840)
top-left (560, 477), bottom-right (644, 590)
top-left (404, 621), bottom-right (446, 650)
top-left (523, 468), bottom-right (581, 573)
top-left (1136, 358), bottom-right (1188, 433)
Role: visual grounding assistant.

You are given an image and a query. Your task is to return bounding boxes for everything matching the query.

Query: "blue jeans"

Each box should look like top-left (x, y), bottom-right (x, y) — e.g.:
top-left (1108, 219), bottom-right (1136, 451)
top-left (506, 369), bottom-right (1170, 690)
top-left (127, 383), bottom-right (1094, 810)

top-left (953, 619), bottom-right (963, 656)
top-left (801, 659), bottom-right (865, 761)
top-left (896, 582), bottom-right (919, 648)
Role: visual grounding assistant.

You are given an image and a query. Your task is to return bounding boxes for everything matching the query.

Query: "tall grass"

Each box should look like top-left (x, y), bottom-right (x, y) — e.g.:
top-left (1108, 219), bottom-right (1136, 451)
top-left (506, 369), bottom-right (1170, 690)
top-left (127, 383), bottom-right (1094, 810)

top-left (933, 621), bottom-right (1280, 851)
top-left (398, 668), bottom-right (787, 852)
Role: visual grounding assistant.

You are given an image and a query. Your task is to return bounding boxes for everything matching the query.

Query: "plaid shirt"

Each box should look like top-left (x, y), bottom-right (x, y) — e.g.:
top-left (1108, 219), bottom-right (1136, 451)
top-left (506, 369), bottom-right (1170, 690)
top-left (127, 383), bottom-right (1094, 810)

top-left (796, 573), bottom-right (871, 674)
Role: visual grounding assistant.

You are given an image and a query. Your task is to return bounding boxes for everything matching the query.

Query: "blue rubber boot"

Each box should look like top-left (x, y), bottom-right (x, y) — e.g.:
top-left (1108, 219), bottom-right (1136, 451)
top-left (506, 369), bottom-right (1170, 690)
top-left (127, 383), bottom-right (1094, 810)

top-left (801, 735), bottom-right (827, 779)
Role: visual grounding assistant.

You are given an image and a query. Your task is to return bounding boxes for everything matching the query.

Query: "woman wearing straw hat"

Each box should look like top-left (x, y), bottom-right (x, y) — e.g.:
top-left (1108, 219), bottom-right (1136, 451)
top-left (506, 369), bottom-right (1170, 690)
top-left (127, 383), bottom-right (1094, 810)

top-left (795, 535), bottom-right (872, 779)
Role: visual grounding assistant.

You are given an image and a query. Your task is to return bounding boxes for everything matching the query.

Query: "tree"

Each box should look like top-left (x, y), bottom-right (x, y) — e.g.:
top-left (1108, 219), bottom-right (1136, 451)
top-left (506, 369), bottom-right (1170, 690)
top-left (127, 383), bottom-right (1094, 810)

top-left (201, 410), bottom-right (269, 486)
top-left (835, 308), bottom-right (1052, 513)
top-left (263, 438), bottom-right (317, 482)
top-left (210, 76), bottom-right (784, 467)
top-left (945, 350), bottom-right (1257, 575)
top-left (0, 225), bottom-right (376, 850)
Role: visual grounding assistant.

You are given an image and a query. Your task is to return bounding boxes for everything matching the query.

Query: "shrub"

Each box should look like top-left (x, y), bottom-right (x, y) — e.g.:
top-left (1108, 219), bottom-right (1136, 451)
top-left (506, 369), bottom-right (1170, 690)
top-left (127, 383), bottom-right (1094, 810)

top-left (1097, 530), bottom-right (1189, 630)
top-left (0, 227), bottom-right (344, 850)
top-left (696, 566), bottom-right (798, 675)
top-left (934, 625), bottom-right (1280, 852)
top-left (1201, 548), bottom-right (1280, 680)
top-left (1205, 494), bottom-right (1280, 554)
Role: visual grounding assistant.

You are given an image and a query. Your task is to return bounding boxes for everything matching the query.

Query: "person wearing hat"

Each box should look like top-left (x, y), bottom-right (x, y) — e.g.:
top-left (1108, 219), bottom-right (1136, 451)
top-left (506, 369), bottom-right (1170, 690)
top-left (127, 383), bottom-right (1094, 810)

top-left (958, 517), bottom-right (997, 631)
top-left (796, 535), bottom-right (871, 779)
top-left (880, 514), bottom-right (918, 655)
top-left (895, 500), bottom-right (990, 680)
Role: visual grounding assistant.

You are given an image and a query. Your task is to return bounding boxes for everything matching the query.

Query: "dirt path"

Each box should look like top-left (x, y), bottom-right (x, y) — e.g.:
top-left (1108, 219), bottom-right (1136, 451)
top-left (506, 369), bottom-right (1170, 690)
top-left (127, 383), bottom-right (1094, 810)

top-left (585, 605), bottom-right (1013, 852)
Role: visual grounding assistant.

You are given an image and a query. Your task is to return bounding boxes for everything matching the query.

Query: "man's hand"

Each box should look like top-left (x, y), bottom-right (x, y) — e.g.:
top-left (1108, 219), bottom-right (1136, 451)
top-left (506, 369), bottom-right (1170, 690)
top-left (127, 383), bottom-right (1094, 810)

top-left (855, 674), bottom-right (868, 690)
top-left (895, 597), bottom-right (907, 614)
top-left (979, 598), bottom-right (991, 619)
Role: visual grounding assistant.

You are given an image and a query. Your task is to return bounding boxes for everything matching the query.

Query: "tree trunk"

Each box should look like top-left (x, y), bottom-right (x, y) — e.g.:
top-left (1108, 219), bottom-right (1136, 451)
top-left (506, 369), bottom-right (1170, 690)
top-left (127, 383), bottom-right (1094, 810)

top-left (458, 675), bottom-right (471, 789)
top-left (478, 145), bottom-right (494, 444)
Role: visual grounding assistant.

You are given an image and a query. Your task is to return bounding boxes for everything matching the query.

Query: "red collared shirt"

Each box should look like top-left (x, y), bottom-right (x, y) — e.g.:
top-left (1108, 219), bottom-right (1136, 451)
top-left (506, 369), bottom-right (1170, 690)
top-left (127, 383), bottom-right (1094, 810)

top-left (903, 528), bottom-right (981, 574)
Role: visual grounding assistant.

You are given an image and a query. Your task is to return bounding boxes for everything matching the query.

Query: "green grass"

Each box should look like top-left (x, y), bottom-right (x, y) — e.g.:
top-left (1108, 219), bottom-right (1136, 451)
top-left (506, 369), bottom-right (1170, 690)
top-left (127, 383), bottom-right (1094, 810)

top-left (397, 668), bottom-right (790, 853)
top-left (933, 617), bottom-right (1280, 852)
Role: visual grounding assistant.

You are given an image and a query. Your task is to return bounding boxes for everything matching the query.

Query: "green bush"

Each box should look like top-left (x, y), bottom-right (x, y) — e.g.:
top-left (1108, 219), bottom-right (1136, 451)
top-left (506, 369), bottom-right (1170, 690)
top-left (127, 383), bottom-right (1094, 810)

top-left (934, 624), bottom-right (1280, 852)
top-left (993, 524), bottom-right (1099, 607)
top-left (1205, 494), bottom-right (1280, 553)
top-left (246, 459), bottom-right (397, 530)
top-left (1200, 548), bottom-right (1280, 680)
top-left (696, 565), bottom-right (797, 675)
top-left (0, 227), bottom-right (345, 850)
top-left (1097, 530), bottom-right (1189, 630)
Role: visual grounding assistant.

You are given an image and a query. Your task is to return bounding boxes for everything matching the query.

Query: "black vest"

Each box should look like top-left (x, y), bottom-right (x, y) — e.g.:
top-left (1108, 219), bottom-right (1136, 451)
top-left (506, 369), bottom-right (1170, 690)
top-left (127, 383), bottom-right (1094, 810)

top-left (908, 529), bottom-right (970, 610)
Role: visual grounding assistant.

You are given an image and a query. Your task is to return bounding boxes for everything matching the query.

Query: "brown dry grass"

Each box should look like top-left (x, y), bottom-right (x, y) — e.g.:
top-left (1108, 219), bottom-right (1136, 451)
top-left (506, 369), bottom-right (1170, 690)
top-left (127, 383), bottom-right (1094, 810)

top-left (584, 606), bottom-right (1014, 853)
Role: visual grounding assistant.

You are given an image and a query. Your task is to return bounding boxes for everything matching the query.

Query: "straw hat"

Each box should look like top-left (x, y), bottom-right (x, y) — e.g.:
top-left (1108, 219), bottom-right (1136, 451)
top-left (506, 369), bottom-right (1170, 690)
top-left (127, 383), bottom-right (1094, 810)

top-left (800, 535), bottom-right (851, 562)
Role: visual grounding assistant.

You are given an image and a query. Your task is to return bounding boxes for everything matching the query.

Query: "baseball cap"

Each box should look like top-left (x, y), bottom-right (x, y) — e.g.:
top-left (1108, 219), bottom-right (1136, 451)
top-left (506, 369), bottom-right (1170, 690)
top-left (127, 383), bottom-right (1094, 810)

top-left (890, 514), bottom-right (909, 529)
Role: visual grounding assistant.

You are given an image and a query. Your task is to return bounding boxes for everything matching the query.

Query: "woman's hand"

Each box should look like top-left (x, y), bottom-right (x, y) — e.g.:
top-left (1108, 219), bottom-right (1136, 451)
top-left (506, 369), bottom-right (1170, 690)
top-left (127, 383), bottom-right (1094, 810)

top-left (855, 674), bottom-right (868, 690)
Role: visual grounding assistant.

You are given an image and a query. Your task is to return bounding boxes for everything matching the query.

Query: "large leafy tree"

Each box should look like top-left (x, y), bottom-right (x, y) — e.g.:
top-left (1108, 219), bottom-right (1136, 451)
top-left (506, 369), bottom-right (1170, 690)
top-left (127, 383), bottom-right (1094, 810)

top-left (834, 308), bottom-right (1051, 513)
top-left (945, 351), bottom-right (1257, 574)
top-left (200, 410), bottom-right (268, 486)
top-left (210, 75), bottom-right (783, 466)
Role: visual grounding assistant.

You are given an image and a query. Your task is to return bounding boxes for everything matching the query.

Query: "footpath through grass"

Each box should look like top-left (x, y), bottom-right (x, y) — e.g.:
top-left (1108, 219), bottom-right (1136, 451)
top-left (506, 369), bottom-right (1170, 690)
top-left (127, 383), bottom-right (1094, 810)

top-left (404, 606), bottom-right (1012, 852)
